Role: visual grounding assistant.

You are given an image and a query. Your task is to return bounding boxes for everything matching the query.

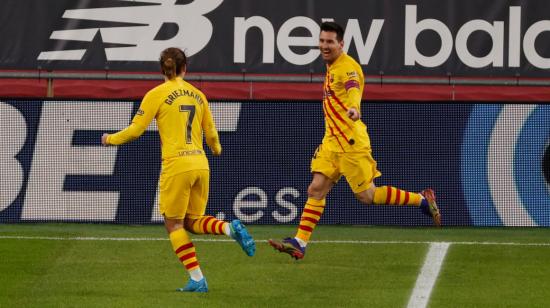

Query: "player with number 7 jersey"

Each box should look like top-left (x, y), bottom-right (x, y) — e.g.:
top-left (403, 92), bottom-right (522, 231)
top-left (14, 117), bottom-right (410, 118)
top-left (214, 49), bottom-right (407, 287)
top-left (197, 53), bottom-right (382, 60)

top-left (102, 47), bottom-right (255, 293)
top-left (105, 70), bottom-right (220, 176)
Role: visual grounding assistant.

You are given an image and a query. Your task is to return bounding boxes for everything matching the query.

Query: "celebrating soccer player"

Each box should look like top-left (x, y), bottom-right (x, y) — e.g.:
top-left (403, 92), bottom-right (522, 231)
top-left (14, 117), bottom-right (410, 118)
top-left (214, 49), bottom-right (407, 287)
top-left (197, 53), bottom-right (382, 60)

top-left (269, 22), bottom-right (441, 260)
top-left (102, 47), bottom-right (255, 292)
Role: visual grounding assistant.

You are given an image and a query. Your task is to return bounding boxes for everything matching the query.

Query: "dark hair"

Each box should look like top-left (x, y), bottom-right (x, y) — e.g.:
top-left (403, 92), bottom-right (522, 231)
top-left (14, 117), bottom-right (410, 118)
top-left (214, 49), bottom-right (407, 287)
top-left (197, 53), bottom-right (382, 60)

top-left (159, 47), bottom-right (187, 79)
top-left (320, 22), bottom-right (344, 41)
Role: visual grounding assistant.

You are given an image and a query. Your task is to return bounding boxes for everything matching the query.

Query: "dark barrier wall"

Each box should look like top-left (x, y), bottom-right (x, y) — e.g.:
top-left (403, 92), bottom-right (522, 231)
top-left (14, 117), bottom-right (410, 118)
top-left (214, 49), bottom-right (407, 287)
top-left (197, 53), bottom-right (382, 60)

top-left (1, 0), bottom-right (550, 76)
top-left (1, 100), bottom-right (549, 226)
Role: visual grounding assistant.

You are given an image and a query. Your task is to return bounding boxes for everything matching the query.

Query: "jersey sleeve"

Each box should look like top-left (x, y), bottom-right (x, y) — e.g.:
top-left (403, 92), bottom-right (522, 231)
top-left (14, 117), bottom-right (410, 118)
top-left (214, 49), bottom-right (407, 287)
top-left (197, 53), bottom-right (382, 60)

top-left (201, 95), bottom-right (222, 155)
top-left (107, 90), bottom-right (160, 145)
top-left (342, 65), bottom-right (362, 110)
top-left (347, 87), bottom-right (362, 110)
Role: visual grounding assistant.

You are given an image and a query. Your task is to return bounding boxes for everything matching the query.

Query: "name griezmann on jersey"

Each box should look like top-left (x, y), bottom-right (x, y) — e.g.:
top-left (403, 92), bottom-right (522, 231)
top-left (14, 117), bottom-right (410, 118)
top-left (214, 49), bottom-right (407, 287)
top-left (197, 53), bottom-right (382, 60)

top-left (165, 89), bottom-right (204, 106)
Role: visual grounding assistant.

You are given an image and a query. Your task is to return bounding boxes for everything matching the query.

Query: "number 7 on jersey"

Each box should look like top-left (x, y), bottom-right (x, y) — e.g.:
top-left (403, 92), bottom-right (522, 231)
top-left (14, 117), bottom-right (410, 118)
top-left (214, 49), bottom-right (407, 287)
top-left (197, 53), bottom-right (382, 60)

top-left (179, 105), bottom-right (196, 144)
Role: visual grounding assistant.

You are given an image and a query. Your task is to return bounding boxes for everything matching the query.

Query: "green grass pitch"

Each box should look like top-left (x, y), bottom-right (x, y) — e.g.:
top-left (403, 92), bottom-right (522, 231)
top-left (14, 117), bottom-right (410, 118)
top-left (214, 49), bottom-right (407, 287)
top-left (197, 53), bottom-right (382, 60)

top-left (1, 224), bottom-right (550, 307)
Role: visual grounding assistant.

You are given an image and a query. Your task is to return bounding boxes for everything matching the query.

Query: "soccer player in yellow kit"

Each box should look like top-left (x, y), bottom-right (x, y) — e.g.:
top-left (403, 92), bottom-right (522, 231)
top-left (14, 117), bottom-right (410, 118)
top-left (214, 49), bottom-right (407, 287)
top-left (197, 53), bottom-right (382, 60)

top-left (102, 47), bottom-right (255, 292)
top-left (269, 22), bottom-right (440, 260)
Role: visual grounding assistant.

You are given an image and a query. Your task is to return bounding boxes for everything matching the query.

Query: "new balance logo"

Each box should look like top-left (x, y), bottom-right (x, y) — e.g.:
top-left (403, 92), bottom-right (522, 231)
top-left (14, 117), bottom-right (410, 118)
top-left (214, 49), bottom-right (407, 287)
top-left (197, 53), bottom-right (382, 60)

top-left (38, 0), bottom-right (223, 61)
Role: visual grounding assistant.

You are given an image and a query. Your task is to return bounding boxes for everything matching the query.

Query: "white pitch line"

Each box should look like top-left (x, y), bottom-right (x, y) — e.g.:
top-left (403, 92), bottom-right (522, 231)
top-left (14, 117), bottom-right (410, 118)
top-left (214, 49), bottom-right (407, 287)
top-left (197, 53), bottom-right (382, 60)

top-left (313, 240), bottom-right (550, 247)
top-left (1, 236), bottom-right (550, 246)
top-left (407, 242), bottom-right (450, 308)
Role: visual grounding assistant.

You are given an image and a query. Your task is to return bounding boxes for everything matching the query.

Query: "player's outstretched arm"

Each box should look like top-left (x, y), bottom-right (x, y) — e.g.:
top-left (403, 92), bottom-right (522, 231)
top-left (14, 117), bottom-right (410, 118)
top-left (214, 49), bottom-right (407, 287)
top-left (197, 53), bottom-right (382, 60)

top-left (101, 123), bottom-right (146, 146)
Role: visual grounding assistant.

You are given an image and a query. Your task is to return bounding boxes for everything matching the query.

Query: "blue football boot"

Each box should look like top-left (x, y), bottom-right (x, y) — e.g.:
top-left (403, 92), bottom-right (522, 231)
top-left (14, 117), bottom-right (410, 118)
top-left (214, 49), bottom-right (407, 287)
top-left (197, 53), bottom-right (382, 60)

top-left (176, 278), bottom-right (208, 293)
top-left (230, 220), bottom-right (256, 257)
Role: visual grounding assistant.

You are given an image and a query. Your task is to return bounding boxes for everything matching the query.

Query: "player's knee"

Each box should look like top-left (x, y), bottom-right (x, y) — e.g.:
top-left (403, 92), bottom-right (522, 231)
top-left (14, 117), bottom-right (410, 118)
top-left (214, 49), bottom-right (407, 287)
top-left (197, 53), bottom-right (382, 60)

top-left (164, 219), bottom-right (184, 234)
top-left (355, 188), bottom-right (375, 205)
top-left (356, 194), bottom-right (373, 204)
top-left (307, 183), bottom-right (326, 199)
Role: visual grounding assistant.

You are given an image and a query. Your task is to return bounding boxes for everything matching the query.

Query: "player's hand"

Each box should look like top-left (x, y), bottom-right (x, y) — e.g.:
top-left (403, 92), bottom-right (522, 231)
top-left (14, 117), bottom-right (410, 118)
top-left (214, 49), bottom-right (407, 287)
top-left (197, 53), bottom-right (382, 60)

top-left (346, 107), bottom-right (360, 121)
top-left (101, 133), bottom-right (110, 146)
top-left (211, 143), bottom-right (222, 156)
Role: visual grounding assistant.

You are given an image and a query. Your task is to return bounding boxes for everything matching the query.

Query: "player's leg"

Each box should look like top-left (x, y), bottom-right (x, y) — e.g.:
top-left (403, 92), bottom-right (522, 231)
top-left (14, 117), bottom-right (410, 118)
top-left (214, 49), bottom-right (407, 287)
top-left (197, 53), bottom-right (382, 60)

top-left (183, 172), bottom-right (229, 236)
top-left (344, 152), bottom-right (441, 226)
top-left (296, 172), bottom-right (333, 243)
top-left (166, 218), bottom-right (208, 292)
top-left (185, 170), bottom-right (255, 256)
top-left (160, 171), bottom-right (208, 292)
top-left (269, 172), bottom-right (333, 260)
top-left (358, 185), bottom-right (424, 207)
top-left (184, 215), bottom-right (229, 235)
top-left (299, 146), bottom-right (338, 246)
top-left (269, 145), bottom-right (338, 259)
top-left (370, 186), bottom-right (440, 226)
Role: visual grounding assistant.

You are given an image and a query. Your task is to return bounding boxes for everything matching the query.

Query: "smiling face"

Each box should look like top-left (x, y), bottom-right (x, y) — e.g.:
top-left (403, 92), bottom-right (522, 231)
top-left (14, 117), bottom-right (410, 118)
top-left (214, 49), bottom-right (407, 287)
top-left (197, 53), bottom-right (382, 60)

top-left (319, 30), bottom-right (344, 65)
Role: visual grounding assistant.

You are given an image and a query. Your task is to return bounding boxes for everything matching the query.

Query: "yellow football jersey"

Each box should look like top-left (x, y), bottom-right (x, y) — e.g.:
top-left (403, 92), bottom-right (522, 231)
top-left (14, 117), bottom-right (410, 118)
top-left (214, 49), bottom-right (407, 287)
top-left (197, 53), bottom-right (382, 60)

top-left (322, 53), bottom-right (371, 153)
top-left (108, 77), bottom-right (220, 177)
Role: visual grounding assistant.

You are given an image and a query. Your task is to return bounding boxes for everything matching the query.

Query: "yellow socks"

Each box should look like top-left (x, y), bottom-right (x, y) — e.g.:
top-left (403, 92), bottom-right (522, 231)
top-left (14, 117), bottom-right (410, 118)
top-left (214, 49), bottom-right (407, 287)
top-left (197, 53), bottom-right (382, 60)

top-left (169, 229), bottom-right (201, 274)
top-left (373, 186), bottom-right (423, 206)
top-left (295, 198), bottom-right (326, 243)
top-left (186, 216), bottom-right (229, 235)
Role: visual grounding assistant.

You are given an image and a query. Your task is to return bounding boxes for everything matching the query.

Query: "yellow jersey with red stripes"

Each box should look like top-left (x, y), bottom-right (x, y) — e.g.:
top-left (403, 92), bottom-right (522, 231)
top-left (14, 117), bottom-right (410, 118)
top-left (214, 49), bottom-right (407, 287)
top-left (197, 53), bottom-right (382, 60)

top-left (107, 77), bottom-right (220, 177)
top-left (322, 53), bottom-right (371, 152)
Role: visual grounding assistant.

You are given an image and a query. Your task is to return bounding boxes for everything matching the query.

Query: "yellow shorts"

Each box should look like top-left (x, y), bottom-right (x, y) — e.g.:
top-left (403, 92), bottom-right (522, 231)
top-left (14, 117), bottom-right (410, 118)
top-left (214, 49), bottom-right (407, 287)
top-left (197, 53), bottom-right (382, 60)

top-left (158, 169), bottom-right (209, 220)
top-left (311, 145), bottom-right (381, 193)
